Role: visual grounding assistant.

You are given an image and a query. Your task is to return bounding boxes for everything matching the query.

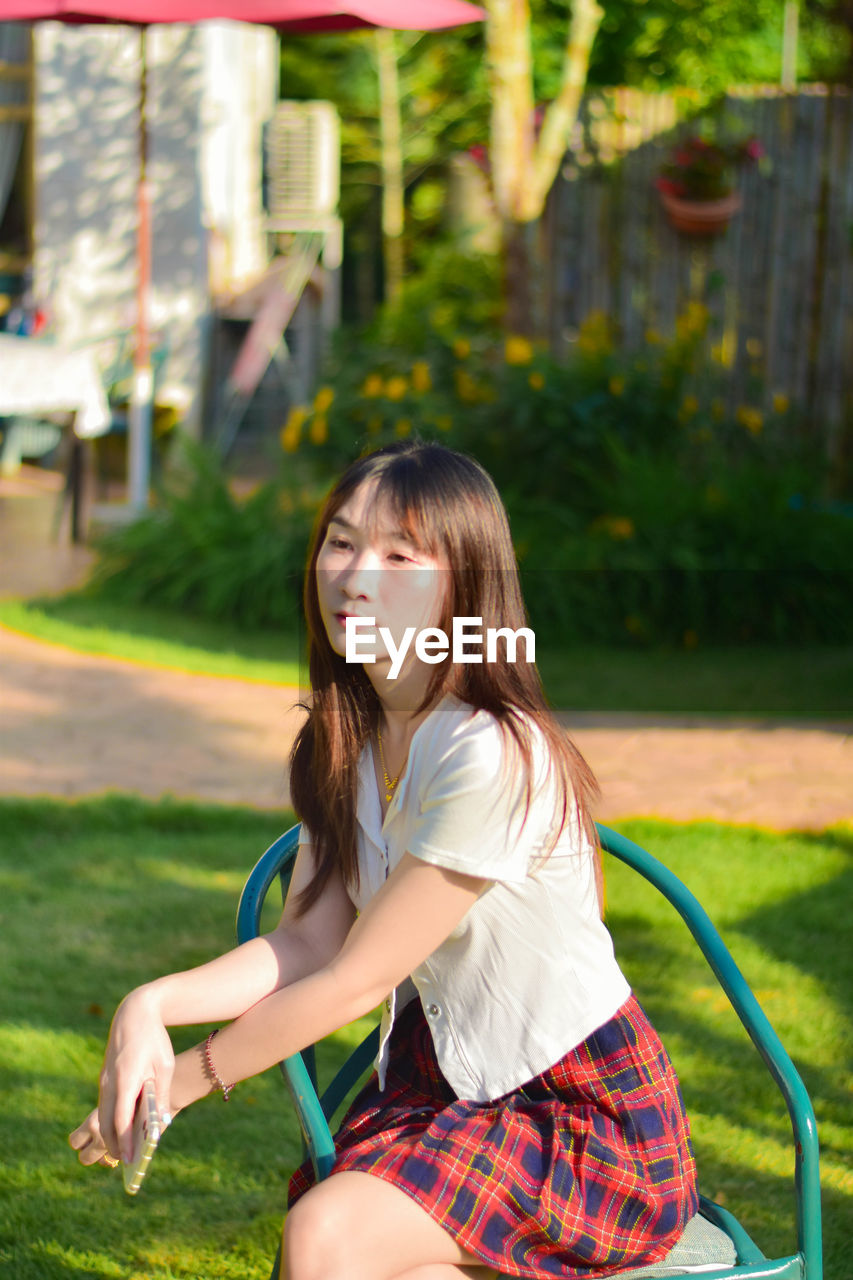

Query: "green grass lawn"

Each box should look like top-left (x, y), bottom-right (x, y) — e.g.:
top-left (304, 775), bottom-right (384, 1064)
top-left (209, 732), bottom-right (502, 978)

top-left (0, 797), bottom-right (849, 1279)
top-left (2, 593), bottom-right (852, 717)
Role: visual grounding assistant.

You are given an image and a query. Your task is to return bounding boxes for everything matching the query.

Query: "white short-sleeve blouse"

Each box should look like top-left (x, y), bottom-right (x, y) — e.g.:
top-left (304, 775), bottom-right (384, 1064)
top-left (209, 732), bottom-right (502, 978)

top-left (300, 694), bottom-right (631, 1102)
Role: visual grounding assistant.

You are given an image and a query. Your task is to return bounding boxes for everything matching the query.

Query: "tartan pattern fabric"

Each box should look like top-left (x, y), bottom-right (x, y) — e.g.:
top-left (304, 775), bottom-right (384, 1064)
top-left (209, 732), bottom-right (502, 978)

top-left (288, 995), bottom-right (698, 1278)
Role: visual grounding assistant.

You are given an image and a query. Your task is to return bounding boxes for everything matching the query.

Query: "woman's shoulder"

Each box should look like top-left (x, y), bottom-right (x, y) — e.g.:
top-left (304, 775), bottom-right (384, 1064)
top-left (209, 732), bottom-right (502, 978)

top-left (412, 695), bottom-right (551, 787)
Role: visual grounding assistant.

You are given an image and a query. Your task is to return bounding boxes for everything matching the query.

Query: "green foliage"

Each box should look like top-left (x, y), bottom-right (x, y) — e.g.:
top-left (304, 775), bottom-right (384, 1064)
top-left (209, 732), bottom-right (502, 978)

top-left (374, 245), bottom-right (502, 348)
top-left (282, 296), bottom-right (853, 648)
top-left (87, 272), bottom-right (853, 648)
top-left (588, 0), bottom-right (850, 92)
top-left (279, 29), bottom-right (489, 312)
top-left (277, 0), bottom-right (852, 328)
top-left (90, 440), bottom-right (316, 631)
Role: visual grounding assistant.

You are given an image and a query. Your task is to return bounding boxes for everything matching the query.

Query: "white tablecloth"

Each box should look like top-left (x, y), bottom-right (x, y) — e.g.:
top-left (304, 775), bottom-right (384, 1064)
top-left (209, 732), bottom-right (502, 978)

top-left (0, 334), bottom-right (111, 438)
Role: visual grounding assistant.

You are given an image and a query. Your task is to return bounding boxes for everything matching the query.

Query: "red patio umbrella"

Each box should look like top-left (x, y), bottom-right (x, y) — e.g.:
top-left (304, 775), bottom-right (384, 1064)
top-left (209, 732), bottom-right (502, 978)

top-left (0, 0), bottom-right (484, 508)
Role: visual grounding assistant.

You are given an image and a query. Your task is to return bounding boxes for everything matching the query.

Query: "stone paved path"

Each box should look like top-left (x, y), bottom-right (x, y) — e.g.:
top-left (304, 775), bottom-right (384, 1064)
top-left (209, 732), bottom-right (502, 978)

top-left (2, 465), bottom-right (850, 830)
top-left (2, 623), bottom-right (851, 831)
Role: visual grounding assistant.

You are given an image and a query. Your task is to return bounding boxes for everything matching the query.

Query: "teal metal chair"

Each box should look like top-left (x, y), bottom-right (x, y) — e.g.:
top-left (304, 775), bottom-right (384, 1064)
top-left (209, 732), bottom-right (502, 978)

top-left (236, 823), bottom-right (822, 1280)
top-left (0, 416), bottom-right (63, 475)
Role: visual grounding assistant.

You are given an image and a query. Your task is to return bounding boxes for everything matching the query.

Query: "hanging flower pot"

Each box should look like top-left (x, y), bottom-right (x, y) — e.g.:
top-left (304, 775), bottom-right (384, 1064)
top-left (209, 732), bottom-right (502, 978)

top-left (659, 188), bottom-right (742, 236)
top-left (656, 131), bottom-right (763, 237)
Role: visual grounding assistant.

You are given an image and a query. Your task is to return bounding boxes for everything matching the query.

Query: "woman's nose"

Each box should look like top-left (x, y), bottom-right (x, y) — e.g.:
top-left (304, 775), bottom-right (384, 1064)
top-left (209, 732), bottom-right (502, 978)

top-left (342, 553), bottom-right (382, 598)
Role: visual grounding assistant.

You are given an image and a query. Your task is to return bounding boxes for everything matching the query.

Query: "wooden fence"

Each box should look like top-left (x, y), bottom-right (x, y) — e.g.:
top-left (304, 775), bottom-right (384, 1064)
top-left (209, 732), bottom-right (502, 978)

top-left (544, 86), bottom-right (853, 463)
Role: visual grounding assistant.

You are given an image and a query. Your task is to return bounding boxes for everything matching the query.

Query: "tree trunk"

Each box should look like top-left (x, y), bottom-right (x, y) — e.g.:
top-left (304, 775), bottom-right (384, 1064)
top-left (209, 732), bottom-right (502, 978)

top-left (485, 0), bottom-right (604, 335)
top-left (502, 218), bottom-right (535, 336)
top-left (375, 29), bottom-right (405, 305)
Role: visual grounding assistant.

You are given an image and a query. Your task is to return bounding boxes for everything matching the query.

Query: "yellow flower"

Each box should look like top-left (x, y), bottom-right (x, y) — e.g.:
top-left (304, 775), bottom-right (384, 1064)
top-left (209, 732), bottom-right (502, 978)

top-left (772, 392), bottom-right (790, 414)
top-left (313, 385), bottom-right (335, 413)
top-left (711, 397), bottom-right (726, 421)
top-left (746, 337), bottom-right (763, 359)
top-left (577, 310), bottom-right (613, 356)
top-left (608, 516), bottom-right (635, 540)
top-left (679, 394), bottom-right (699, 420)
top-left (454, 369), bottom-right (480, 404)
top-left (394, 418), bottom-right (412, 438)
top-left (736, 405), bottom-right (764, 436)
top-left (309, 415), bottom-right (328, 445)
top-left (452, 338), bottom-right (471, 359)
top-left (645, 328), bottom-right (662, 346)
top-left (430, 303), bottom-right (453, 331)
top-left (529, 371), bottom-right (545, 391)
top-left (280, 405), bottom-right (308, 452)
top-left (705, 484), bottom-right (725, 508)
top-left (593, 515), bottom-right (635, 541)
top-left (435, 415), bottom-right (452, 432)
top-left (411, 361), bottom-right (432, 393)
top-left (675, 301), bottom-right (710, 342)
top-left (385, 375), bottom-right (409, 401)
top-left (367, 415), bottom-right (383, 436)
top-left (624, 615), bottom-right (645, 637)
top-left (362, 373), bottom-right (384, 397)
top-left (609, 375), bottom-right (625, 397)
top-left (504, 335), bottom-right (534, 366)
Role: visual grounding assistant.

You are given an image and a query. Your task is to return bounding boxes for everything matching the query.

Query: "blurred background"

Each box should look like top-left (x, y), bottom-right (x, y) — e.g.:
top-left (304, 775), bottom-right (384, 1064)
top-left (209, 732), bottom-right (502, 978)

top-left (0, 1), bottom-right (851, 664)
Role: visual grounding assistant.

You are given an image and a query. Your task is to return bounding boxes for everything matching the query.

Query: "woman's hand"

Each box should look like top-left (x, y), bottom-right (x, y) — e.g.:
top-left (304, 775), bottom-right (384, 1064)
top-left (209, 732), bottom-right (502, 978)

top-left (68, 1107), bottom-right (121, 1169)
top-left (95, 986), bottom-right (175, 1162)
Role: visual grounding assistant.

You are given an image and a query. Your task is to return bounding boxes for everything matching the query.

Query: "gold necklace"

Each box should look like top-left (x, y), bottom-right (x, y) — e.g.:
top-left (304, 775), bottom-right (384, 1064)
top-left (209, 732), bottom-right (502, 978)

top-left (376, 726), bottom-right (401, 804)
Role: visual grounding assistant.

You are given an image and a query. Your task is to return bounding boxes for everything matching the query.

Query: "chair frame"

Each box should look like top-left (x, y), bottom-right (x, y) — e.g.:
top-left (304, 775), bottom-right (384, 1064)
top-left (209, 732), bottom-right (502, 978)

top-left (236, 822), bottom-right (822, 1280)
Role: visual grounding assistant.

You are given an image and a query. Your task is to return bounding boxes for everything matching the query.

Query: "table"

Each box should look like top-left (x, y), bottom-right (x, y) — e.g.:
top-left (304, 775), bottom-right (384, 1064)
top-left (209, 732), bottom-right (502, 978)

top-left (0, 334), bottom-right (112, 540)
top-left (0, 333), bottom-right (111, 437)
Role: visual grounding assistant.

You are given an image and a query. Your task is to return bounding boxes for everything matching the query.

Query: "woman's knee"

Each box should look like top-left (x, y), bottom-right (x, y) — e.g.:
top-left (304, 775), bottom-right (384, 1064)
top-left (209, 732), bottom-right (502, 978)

top-left (281, 1183), bottom-right (355, 1280)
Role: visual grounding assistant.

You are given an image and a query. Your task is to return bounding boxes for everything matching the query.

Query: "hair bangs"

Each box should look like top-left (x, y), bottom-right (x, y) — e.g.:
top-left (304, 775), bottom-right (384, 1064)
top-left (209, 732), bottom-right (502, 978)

top-left (371, 458), bottom-right (444, 559)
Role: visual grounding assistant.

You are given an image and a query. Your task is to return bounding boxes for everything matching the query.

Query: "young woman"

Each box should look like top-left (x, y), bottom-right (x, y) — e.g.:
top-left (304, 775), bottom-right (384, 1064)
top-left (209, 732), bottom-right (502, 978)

top-left (71, 440), bottom-right (698, 1280)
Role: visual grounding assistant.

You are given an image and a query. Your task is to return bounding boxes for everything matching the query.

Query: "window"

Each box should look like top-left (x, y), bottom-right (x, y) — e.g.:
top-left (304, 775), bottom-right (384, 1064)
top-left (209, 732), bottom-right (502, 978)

top-left (0, 24), bottom-right (34, 313)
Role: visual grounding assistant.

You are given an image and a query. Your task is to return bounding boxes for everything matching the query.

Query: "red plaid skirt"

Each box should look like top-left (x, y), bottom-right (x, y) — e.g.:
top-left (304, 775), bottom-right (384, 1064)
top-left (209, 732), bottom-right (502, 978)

top-left (288, 994), bottom-right (698, 1278)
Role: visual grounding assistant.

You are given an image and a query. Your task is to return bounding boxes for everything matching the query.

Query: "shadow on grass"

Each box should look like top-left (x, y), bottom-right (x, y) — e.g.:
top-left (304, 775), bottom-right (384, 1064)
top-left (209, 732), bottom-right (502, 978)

top-left (735, 828), bottom-right (853, 1027)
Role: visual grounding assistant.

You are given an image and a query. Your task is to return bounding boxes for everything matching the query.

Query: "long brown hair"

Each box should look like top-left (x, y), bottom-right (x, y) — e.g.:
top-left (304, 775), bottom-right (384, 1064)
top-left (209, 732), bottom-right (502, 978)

top-left (289, 441), bottom-right (601, 914)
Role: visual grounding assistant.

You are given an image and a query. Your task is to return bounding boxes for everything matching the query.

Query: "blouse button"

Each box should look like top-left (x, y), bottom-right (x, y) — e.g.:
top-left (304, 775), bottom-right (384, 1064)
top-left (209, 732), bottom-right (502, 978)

top-left (427, 1003), bottom-right (440, 1018)
top-left (385, 998), bottom-right (392, 1013)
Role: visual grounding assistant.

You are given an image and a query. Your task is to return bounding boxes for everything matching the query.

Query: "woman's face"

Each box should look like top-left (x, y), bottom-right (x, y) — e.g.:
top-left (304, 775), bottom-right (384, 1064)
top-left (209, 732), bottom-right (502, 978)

top-left (315, 480), bottom-right (449, 679)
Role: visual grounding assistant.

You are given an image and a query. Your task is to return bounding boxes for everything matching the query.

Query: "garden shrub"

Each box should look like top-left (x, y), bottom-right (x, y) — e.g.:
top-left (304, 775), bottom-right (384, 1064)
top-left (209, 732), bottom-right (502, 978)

top-left (91, 440), bottom-right (315, 630)
top-left (90, 294), bottom-right (853, 647)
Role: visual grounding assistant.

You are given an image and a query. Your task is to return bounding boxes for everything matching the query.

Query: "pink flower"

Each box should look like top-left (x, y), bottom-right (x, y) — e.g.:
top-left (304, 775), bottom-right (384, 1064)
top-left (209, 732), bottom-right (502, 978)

top-left (468, 144), bottom-right (489, 174)
top-left (656, 176), bottom-right (687, 197)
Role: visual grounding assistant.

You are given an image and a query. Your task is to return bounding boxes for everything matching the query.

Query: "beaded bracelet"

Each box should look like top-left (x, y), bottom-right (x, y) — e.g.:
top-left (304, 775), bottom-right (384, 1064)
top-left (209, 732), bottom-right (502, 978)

top-left (204, 1029), bottom-right (234, 1101)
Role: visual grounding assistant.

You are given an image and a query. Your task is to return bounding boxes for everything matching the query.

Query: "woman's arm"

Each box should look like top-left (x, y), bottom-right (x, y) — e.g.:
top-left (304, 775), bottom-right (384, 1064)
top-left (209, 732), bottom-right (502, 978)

top-left (137, 839), bottom-right (356, 1027)
top-left (166, 854), bottom-right (485, 1126)
top-left (72, 842), bottom-right (356, 1163)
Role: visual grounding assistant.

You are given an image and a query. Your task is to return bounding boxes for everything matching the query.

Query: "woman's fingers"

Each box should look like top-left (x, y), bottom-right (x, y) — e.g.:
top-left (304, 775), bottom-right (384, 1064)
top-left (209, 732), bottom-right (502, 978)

top-left (69, 1109), bottom-right (120, 1168)
top-left (97, 1069), bottom-right (120, 1161)
top-left (155, 1072), bottom-right (174, 1132)
top-left (98, 1002), bottom-right (176, 1162)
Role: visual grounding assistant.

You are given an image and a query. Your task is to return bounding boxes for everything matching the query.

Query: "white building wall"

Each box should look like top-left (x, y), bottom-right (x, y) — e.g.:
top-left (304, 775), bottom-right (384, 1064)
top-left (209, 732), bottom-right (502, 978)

top-left (32, 21), bottom-right (276, 436)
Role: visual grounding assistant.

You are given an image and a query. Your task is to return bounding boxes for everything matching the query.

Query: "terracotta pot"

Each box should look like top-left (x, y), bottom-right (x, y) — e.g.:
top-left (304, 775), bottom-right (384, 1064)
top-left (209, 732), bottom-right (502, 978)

top-left (660, 189), bottom-right (742, 236)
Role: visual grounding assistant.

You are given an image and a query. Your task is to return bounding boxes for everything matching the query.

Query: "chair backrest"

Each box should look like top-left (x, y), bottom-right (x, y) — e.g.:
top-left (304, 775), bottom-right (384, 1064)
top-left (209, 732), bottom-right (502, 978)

top-left (236, 821), bottom-right (822, 1280)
